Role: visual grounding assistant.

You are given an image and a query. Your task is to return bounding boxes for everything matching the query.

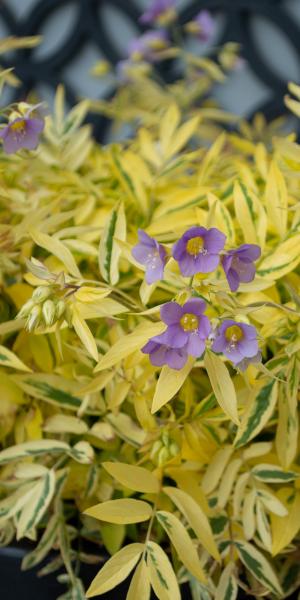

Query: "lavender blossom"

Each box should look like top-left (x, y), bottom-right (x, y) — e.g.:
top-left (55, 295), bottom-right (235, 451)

top-left (0, 109), bottom-right (44, 154)
top-left (211, 319), bottom-right (259, 365)
top-left (132, 229), bottom-right (167, 283)
top-left (147, 298), bottom-right (211, 358)
top-left (128, 30), bottom-right (169, 63)
top-left (139, 0), bottom-right (176, 25)
top-left (173, 226), bottom-right (226, 276)
top-left (222, 244), bottom-right (261, 292)
top-left (142, 339), bottom-right (188, 369)
top-left (186, 10), bottom-right (215, 42)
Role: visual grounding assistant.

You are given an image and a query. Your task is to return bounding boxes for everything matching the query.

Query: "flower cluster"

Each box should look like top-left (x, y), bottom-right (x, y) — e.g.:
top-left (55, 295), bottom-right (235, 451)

top-left (132, 226), bottom-right (261, 370)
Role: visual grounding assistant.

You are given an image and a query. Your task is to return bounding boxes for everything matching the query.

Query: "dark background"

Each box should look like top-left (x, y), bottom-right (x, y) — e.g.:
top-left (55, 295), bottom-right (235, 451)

top-left (0, 0), bottom-right (300, 140)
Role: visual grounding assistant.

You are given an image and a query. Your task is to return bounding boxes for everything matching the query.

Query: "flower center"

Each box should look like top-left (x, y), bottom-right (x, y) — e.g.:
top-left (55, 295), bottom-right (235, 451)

top-left (10, 119), bottom-right (26, 133)
top-left (225, 325), bottom-right (243, 344)
top-left (186, 236), bottom-right (206, 257)
top-left (180, 312), bottom-right (199, 332)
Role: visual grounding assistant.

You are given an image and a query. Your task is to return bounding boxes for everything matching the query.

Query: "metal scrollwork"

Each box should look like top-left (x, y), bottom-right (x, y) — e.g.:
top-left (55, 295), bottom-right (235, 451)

top-left (0, 0), bottom-right (299, 139)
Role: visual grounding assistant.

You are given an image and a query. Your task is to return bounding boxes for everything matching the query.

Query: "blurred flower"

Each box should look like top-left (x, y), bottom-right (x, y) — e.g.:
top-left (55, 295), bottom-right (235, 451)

top-left (116, 59), bottom-right (151, 83)
top-left (185, 10), bottom-right (215, 42)
top-left (211, 319), bottom-right (259, 365)
top-left (142, 339), bottom-right (188, 369)
top-left (236, 351), bottom-right (262, 371)
top-left (128, 30), bottom-right (169, 62)
top-left (222, 244), bottom-right (261, 292)
top-left (0, 105), bottom-right (44, 154)
top-left (132, 229), bottom-right (167, 283)
top-left (139, 0), bottom-right (176, 26)
top-left (173, 226), bottom-right (226, 276)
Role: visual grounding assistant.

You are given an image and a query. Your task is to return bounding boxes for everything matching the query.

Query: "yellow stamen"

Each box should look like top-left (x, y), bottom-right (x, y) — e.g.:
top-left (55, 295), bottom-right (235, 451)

top-left (186, 236), bottom-right (205, 256)
top-left (10, 119), bottom-right (26, 132)
top-left (225, 325), bottom-right (243, 343)
top-left (180, 313), bottom-right (199, 332)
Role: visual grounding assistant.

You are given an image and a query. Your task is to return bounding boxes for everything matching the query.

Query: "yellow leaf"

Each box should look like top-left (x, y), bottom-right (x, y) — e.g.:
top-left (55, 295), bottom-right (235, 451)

top-left (215, 562), bottom-right (238, 600)
top-left (202, 447), bottom-right (234, 494)
top-left (234, 181), bottom-right (267, 249)
top-left (94, 321), bottom-right (165, 372)
top-left (163, 487), bottom-right (220, 560)
top-left (30, 229), bottom-right (81, 278)
top-left (157, 511), bottom-right (206, 583)
top-left (86, 543), bottom-right (144, 597)
top-left (147, 541), bottom-right (180, 600)
top-left (98, 202), bottom-right (126, 285)
top-left (257, 234), bottom-right (300, 280)
top-left (72, 306), bottom-right (98, 361)
top-left (217, 459), bottom-right (243, 509)
top-left (160, 104), bottom-right (180, 158)
top-left (151, 357), bottom-right (194, 414)
top-left (43, 414), bottom-right (88, 434)
top-left (204, 351), bottom-right (239, 425)
top-left (126, 559), bottom-right (150, 600)
top-left (84, 498), bottom-right (152, 524)
top-left (103, 462), bottom-right (160, 494)
top-left (271, 489), bottom-right (300, 555)
top-left (0, 345), bottom-right (31, 372)
top-left (265, 161), bottom-right (288, 238)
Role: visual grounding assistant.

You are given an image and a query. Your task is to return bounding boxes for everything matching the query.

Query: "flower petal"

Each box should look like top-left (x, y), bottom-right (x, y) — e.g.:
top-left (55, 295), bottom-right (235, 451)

top-left (160, 302), bottom-right (183, 325)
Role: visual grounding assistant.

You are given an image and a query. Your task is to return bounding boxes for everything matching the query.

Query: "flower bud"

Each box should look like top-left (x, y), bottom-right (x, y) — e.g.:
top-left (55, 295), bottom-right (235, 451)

top-left (42, 300), bottom-right (56, 327)
top-left (26, 305), bottom-right (41, 332)
top-left (56, 299), bottom-right (66, 320)
top-left (17, 299), bottom-right (35, 319)
top-left (32, 286), bottom-right (52, 303)
top-left (157, 446), bottom-right (170, 467)
top-left (169, 441), bottom-right (179, 457)
top-left (150, 440), bottom-right (163, 462)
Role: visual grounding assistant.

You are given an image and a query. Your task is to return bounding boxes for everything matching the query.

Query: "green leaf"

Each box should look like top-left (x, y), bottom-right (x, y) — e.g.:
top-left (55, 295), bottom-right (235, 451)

top-left (22, 513), bottom-right (59, 570)
top-left (13, 374), bottom-right (82, 411)
top-left (0, 440), bottom-right (70, 465)
top-left (0, 345), bottom-right (31, 372)
top-left (234, 380), bottom-right (278, 448)
top-left (252, 464), bottom-right (299, 483)
top-left (215, 563), bottom-right (238, 600)
top-left (147, 541), bottom-right (180, 600)
top-left (235, 540), bottom-right (282, 595)
top-left (16, 470), bottom-right (56, 538)
top-left (98, 202), bottom-right (126, 285)
top-left (156, 511), bottom-right (206, 583)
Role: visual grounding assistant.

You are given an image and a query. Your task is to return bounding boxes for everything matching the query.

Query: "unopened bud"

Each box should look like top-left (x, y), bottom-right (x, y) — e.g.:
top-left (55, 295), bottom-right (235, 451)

top-left (169, 442), bottom-right (179, 457)
top-left (26, 305), bottom-right (41, 331)
top-left (150, 440), bottom-right (163, 462)
top-left (17, 299), bottom-right (35, 319)
top-left (56, 299), bottom-right (66, 320)
top-left (157, 447), bottom-right (170, 467)
top-left (32, 286), bottom-right (52, 303)
top-left (42, 299), bottom-right (56, 327)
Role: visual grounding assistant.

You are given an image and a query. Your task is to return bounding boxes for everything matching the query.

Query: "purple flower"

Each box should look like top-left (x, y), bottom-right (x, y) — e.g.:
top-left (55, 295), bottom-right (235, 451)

top-left (142, 340), bottom-right (188, 369)
top-left (132, 229), bottom-right (167, 284)
top-left (152, 298), bottom-right (211, 356)
top-left (139, 0), bottom-right (176, 25)
top-left (128, 30), bottom-right (169, 63)
top-left (187, 10), bottom-right (215, 42)
top-left (211, 319), bottom-right (259, 365)
top-left (173, 226), bottom-right (226, 276)
top-left (0, 111), bottom-right (44, 154)
top-left (222, 244), bottom-right (261, 292)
